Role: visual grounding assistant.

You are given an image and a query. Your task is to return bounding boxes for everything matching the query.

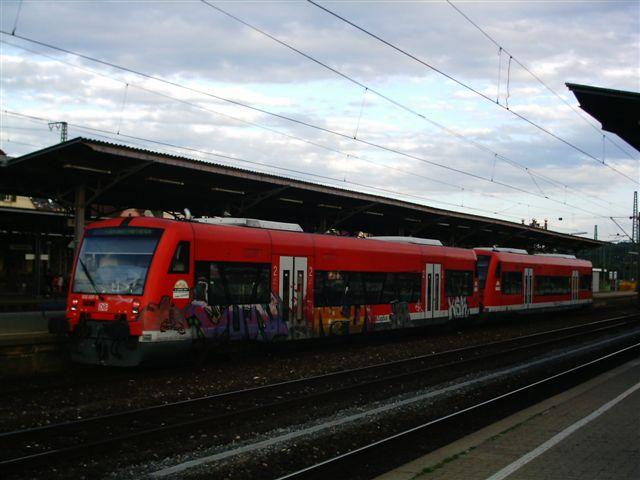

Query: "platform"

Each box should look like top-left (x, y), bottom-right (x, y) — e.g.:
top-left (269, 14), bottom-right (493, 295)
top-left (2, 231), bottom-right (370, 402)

top-left (593, 290), bottom-right (637, 299)
top-left (0, 310), bottom-right (64, 340)
top-left (0, 296), bottom-right (66, 312)
top-left (0, 310), bottom-right (68, 378)
top-left (376, 357), bottom-right (640, 480)
top-left (592, 291), bottom-right (637, 309)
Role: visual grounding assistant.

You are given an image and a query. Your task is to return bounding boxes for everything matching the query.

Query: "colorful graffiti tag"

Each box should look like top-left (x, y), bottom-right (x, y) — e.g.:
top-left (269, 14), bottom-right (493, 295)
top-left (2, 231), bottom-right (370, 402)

top-left (139, 293), bottom-right (291, 342)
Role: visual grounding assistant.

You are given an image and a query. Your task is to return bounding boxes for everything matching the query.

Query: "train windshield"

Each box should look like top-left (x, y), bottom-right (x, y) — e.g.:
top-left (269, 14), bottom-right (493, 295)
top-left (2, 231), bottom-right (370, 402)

top-left (72, 227), bottom-right (163, 295)
top-left (476, 255), bottom-right (491, 289)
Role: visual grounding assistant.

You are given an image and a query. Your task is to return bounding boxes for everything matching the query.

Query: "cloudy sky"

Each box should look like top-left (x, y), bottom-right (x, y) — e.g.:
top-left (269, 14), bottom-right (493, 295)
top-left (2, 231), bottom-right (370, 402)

top-left (1, 0), bottom-right (638, 240)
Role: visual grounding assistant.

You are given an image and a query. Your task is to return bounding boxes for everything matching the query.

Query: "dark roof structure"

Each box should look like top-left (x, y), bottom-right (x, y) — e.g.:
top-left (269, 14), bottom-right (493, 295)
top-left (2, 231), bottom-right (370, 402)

top-left (566, 83), bottom-right (640, 151)
top-left (0, 137), bottom-right (604, 251)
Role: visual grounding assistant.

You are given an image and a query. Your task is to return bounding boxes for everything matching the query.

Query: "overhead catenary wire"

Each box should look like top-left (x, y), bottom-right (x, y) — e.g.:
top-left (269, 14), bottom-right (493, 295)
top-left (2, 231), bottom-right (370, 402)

top-left (353, 87), bottom-right (368, 140)
top-left (4, 109), bottom-right (628, 228)
top-left (0, 42), bottom-right (620, 225)
top-left (14, 41), bottom-right (610, 222)
top-left (0, 137), bottom-right (46, 150)
top-left (496, 47), bottom-right (502, 104)
top-left (307, 0), bottom-right (639, 185)
top-left (505, 55), bottom-right (512, 110)
top-left (116, 83), bottom-right (129, 135)
top-left (609, 217), bottom-right (633, 242)
top-left (0, 125), bottom-right (55, 132)
top-left (3, 38), bottom-right (626, 221)
top-left (4, 109), bottom-right (583, 223)
top-left (2, 118), bottom-right (627, 225)
top-left (527, 170), bottom-right (546, 198)
top-left (444, 0), bottom-right (639, 162)
top-left (6, 38), bottom-right (586, 222)
top-left (0, 37), bottom-right (468, 195)
top-left (0, 31), bottom-right (622, 220)
top-left (10, 0), bottom-right (23, 36)
top-left (3, 109), bottom-right (542, 221)
top-left (197, 1), bottom-right (625, 213)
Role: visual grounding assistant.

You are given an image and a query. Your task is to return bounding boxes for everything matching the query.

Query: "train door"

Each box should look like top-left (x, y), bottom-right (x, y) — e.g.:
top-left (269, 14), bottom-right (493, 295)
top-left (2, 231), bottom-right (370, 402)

top-left (279, 256), bottom-right (308, 324)
top-left (524, 268), bottom-right (534, 308)
top-left (571, 270), bottom-right (579, 301)
top-left (425, 263), bottom-right (442, 318)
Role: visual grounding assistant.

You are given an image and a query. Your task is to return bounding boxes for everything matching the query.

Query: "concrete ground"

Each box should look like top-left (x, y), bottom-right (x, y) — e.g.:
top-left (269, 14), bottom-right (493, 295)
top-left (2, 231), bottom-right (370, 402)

top-left (376, 357), bottom-right (640, 480)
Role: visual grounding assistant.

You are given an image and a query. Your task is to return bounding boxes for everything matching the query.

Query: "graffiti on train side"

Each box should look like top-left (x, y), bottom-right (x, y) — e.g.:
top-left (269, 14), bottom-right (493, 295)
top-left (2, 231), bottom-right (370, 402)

top-left (139, 294), bottom-right (426, 343)
top-left (447, 296), bottom-right (470, 320)
top-left (314, 302), bottom-right (418, 335)
top-left (186, 296), bottom-right (290, 341)
top-left (139, 293), bottom-right (292, 342)
top-left (140, 296), bottom-right (187, 335)
top-left (314, 304), bottom-right (372, 337)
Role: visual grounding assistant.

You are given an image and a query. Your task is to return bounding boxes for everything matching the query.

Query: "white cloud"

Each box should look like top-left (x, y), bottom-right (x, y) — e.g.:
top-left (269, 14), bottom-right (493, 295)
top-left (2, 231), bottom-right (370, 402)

top-left (0, 0), bottom-right (637, 239)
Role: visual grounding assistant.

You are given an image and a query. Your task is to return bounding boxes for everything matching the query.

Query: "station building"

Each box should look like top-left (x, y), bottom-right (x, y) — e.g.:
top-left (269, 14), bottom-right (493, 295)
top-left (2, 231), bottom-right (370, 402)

top-left (0, 193), bottom-right (72, 304)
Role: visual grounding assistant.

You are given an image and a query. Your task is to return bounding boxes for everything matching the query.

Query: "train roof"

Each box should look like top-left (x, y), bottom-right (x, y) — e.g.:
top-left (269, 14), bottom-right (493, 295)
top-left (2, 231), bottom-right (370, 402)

top-left (83, 216), bottom-right (477, 261)
top-left (474, 247), bottom-right (591, 267)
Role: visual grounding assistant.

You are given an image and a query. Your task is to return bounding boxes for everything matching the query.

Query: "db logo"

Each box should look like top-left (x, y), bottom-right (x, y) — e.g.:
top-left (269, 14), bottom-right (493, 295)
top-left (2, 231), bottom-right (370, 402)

top-left (98, 302), bottom-right (109, 312)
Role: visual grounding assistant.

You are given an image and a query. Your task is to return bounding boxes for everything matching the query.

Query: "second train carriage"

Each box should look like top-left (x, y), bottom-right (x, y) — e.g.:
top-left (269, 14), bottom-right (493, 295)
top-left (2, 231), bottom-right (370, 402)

top-left (65, 216), bottom-right (481, 365)
top-left (474, 247), bottom-right (593, 314)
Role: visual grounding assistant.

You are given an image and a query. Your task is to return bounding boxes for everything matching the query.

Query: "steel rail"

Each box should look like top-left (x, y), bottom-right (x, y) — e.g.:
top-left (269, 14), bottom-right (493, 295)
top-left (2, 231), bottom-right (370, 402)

top-left (2, 314), bottom-right (635, 439)
top-left (275, 341), bottom-right (640, 480)
top-left (1, 305), bottom-right (633, 398)
top-left (0, 314), bottom-right (638, 471)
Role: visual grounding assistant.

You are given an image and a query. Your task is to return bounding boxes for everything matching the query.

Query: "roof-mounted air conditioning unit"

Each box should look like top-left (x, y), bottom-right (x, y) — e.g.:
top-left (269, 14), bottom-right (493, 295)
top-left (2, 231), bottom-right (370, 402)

top-left (193, 217), bottom-right (303, 232)
top-left (366, 236), bottom-right (443, 246)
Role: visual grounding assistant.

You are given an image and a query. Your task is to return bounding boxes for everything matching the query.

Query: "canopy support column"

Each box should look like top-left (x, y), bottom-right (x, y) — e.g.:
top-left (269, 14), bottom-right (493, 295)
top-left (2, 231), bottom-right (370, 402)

top-left (74, 183), bottom-right (86, 252)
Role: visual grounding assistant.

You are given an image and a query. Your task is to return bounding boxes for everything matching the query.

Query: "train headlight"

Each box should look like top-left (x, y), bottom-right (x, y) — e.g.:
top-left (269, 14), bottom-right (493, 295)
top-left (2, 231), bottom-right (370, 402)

top-left (70, 298), bottom-right (79, 311)
top-left (131, 300), bottom-right (140, 315)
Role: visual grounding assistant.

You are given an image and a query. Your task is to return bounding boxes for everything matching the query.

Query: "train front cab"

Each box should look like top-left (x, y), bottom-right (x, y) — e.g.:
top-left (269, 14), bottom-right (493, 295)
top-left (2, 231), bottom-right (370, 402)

top-left (66, 217), bottom-right (195, 366)
top-left (475, 249), bottom-right (593, 317)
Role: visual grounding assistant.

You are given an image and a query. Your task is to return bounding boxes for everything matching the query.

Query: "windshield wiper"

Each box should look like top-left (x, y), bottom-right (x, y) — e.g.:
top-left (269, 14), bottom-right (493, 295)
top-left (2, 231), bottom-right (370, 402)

top-left (78, 257), bottom-right (104, 301)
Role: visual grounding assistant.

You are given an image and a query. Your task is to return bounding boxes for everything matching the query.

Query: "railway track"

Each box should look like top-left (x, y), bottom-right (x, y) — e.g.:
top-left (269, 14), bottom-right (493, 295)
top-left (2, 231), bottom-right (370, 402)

top-left (1, 303), bottom-right (635, 395)
top-left (276, 342), bottom-right (640, 480)
top-left (1, 313), bottom-right (638, 476)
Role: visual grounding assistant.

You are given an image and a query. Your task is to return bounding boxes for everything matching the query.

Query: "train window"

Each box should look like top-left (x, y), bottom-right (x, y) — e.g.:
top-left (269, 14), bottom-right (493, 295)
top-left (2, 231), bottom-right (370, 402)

top-left (314, 271), bottom-right (345, 307)
top-left (580, 275), bottom-right (592, 291)
top-left (381, 273), bottom-right (398, 303)
top-left (501, 271), bottom-right (522, 295)
top-left (73, 227), bottom-right (163, 296)
top-left (196, 262), bottom-right (270, 305)
top-left (445, 270), bottom-right (474, 297)
top-left (316, 271), bottom-right (366, 306)
top-left (326, 271), bottom-right (347, 306)
top-left (495, 262), bottom-right (502, 277)
top-left (169, 241), bottom-right (190, 273)
top-left (476, 255), bottom-right (491, 289)
top-left (397, 273), bottom-right (421, 303)
top-left (534, 276), bottom-right (571, 296)
top-left (363, 272), bottom-right (385, 304)
top-left (314, 271), bottom-right (420, 306)
top-left (313, 271), bottom-right (325, 306)
top-left (345, 272), bottom-right (365, 305)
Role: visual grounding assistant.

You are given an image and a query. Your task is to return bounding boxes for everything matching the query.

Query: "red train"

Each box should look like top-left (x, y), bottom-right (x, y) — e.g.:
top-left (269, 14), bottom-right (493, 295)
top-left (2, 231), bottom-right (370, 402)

top-left (63, 216), bottom-right (591, 366)
top-left (475, 248), bottom-right (592, 314)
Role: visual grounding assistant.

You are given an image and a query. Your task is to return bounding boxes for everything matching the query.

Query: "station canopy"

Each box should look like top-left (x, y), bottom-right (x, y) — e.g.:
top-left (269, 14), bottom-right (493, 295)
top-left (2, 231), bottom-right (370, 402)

top-left (0, 137), bottom-right (604, 252)
top-left (566, 83), bottom-right (640, 152)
